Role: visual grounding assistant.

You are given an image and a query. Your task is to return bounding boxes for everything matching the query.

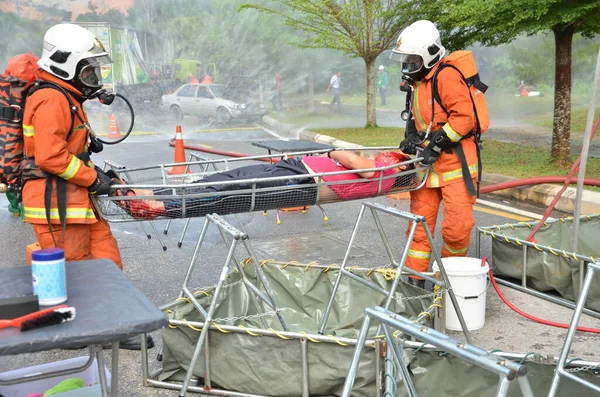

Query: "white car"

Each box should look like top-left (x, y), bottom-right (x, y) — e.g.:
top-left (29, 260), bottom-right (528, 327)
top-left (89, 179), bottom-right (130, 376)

top-left (161, 83), bottom-right (266, 123)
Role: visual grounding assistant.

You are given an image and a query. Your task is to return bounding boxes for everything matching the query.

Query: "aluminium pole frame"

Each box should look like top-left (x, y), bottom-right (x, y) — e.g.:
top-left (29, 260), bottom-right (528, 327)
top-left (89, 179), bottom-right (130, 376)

top-left (476, 217), bottom-right (600, 319)
top-left (319, 201), bottom-right (473, 344)
top-left (170, 213), bottom-right (289, 397)
top-left (342, 306), bottom-right (535, 397)
top-left (548, 261), bottom-right (600, 396)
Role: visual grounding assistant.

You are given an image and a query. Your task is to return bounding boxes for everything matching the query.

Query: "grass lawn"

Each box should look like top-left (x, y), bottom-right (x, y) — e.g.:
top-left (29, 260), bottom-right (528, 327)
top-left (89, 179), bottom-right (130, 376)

top-left (312, 127), bottom-right (600, 182)
top-left (308, 93), bottom-right (598, 132)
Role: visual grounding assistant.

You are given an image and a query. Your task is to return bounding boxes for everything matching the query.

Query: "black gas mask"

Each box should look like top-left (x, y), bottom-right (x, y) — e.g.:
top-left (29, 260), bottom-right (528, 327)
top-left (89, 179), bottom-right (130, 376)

top-left (71, 58), bottom-right (104, 100)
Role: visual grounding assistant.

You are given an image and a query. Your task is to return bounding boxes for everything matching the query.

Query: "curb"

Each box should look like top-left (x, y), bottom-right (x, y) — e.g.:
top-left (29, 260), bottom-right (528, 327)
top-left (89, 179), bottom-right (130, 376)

top-left (261, 115), bottom-right (600, 214)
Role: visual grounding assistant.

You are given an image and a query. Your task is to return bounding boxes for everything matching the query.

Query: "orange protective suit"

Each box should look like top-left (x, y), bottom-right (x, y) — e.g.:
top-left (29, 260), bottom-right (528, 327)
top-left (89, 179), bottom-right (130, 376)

top-left (406, 61), bottom-right (478, 274)
top-left (21, 70), bottom-right (123, 269)
top-left (201, 75), bottom-right (213, 84)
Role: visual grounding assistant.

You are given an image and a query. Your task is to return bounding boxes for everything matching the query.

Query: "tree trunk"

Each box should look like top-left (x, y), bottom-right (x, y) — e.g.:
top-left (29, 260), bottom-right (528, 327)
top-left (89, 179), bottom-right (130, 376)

top-left (365, 58), bottom-right (377, 127)
top-left (308, 71), bottom-right (315, 113)
top-left (551, 26), bottom-right (574, 166)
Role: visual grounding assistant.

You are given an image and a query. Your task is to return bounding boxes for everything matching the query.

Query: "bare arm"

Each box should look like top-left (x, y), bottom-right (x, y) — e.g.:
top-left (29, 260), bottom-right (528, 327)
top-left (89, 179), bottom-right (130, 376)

top-left (328, 151), bottom-right (376, 178)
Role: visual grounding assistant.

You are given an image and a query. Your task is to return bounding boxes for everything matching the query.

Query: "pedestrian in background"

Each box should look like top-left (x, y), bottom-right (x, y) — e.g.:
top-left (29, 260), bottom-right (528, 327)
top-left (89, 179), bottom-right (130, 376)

top-left (272, 72), bottom-right (283, 111)
top-left (377, 65), bottom-right (389, 106)
top-left (326, 71), bottom-right (342, 110)
top-left (201, 73), bottom-right (213, 84)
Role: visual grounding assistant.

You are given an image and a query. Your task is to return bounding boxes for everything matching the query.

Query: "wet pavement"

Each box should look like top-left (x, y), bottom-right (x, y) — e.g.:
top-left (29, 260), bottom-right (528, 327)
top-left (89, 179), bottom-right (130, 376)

top-left (0, 117), bottom-right (598, 396)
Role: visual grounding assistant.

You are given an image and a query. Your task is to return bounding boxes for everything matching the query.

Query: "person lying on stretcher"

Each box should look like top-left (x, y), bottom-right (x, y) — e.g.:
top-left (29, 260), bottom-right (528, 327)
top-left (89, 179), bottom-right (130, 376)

top-left (111, 150), bottom-right (415, 220)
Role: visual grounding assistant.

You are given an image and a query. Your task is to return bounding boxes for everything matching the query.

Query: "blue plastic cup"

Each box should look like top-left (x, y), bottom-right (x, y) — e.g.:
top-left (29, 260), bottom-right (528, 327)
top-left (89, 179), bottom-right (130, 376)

top-left (31, 248), bottom-right (67, 306)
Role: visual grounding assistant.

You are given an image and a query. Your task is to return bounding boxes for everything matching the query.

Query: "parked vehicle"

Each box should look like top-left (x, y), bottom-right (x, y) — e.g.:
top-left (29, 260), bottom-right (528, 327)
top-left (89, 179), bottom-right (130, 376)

top-left (161, 84), bottom-right (267, 123)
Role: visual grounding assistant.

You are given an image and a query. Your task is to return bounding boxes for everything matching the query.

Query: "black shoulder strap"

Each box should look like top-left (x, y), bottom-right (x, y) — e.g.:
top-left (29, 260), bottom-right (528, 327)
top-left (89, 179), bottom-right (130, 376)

top-left (431, 63), bottom-right (483, 139)
top-left (26, 81), bottom-right (85, 139)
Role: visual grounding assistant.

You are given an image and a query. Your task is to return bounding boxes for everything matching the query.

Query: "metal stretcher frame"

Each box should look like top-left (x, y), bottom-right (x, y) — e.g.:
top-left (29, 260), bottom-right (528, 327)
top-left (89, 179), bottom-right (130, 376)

top-left (94, 147), bottom-right (429, 223)
top-left (475, 215), bottom-right (600, 319)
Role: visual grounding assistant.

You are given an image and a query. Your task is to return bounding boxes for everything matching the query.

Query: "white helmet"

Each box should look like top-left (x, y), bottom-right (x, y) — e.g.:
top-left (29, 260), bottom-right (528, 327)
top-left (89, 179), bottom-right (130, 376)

top-left (38, 23), bottom-right (112, 97)
top-left (379, 65), bottom-right (385, 71)
top-left (389, 20), bottom-right (445, 78)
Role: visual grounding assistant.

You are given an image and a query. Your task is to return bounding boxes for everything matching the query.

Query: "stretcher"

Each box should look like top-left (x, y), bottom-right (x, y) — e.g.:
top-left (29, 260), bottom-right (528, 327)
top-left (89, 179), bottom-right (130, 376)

top-left (94, 147), bottom-right (429, 222)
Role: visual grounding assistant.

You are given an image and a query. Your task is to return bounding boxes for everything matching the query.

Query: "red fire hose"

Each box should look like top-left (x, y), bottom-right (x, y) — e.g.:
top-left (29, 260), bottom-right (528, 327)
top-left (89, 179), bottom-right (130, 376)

top-left (484, 258), bottom-right (600, 334)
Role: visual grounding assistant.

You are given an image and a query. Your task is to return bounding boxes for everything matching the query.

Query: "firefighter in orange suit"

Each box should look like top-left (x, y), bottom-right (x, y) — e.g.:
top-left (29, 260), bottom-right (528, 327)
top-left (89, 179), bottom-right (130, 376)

top-left (390, 20), bottom-right (478, 287)
top-left (22, 23), bottom-right (154, 351)
top-left (22, 23), bottom-right (122, 269)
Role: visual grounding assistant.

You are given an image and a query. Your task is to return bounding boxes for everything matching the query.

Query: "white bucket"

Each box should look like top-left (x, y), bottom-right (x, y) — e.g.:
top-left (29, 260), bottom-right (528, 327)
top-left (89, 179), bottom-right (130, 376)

top-left (432, 257), bottom-right (489, 331)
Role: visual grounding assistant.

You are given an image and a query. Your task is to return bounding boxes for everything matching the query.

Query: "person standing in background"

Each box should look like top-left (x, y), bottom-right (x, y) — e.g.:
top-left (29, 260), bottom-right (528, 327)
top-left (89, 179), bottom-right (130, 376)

top-left (201, 73), bottom-right (213, 84)
top-left (377, 65), bottom-right (389, 106)
top-left (272, 72), bottom-right (283, 112)
top-left (196, 62), bottom-right (204, 81)
top-left (327, 71), bottom-right (342, 110)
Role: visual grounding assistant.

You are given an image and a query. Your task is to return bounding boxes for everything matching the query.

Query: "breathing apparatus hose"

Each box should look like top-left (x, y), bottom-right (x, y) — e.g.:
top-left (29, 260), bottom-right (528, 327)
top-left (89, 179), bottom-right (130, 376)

top-left (96, 93), bottom-right (135, 145)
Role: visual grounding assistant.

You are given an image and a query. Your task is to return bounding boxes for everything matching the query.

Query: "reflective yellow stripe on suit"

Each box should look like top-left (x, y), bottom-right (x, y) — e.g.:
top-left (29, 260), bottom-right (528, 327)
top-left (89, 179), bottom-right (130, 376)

top-left (23, 124), bottom-right (34, 137)
top-left (57, 156), bottom-right (82, 180)
top-left (24, 207), bottom-right (96, 220)
top-left (427, 163), bottom-right (478, 186)
top-left (443, 243), bottom-right (469, 255)
top-left (408, 249), bottom-right (431, 260)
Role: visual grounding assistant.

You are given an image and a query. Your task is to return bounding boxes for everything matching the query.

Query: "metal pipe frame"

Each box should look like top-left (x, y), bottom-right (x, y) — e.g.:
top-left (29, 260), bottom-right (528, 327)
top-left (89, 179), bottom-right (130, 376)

top-left (342, 307), bottom-right (534, 397)
top-left (169, 214), bottom-right (288, 397)
top-left (548, 262), bottom-right (600, 396)
top-left (319, 202), bottom-right (472, 344)
top-left (141, 317), bottom-right (600, 396)
top-left (476, 224), bottom-right (600, 319)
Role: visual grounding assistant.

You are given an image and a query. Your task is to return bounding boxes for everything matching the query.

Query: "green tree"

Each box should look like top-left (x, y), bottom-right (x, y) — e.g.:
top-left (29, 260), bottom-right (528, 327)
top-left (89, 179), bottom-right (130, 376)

top-left (425, 0), bottom-right (600, 166)
top-left (241, 0), bottom-right (412, 127)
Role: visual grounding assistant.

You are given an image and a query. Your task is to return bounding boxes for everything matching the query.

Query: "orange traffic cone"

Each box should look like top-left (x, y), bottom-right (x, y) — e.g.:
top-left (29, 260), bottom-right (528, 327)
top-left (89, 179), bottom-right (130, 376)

top-left (168, 125), bottom-right (192, 175)
top-left (108, 114), bottom-right (121, 139)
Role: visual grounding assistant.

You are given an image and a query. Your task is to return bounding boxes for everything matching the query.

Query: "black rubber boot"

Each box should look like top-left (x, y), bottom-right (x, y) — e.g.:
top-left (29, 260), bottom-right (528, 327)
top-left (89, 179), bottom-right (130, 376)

top-left (408, 277), bottom-right (426, 289)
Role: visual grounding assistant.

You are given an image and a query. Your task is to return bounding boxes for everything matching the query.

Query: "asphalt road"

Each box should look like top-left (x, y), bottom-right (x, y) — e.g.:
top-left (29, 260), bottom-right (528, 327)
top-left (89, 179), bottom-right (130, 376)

top-left (1, 117), bottom-right (598, 396)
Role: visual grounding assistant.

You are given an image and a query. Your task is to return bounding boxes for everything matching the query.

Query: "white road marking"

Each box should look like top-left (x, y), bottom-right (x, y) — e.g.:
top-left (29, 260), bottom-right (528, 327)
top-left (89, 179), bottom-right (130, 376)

top-left (256, 123), bottom-right (289, 141)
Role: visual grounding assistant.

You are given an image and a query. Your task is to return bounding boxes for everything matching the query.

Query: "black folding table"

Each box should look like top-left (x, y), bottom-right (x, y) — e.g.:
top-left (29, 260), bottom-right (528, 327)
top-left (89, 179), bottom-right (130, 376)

top-left (0, 259), bottom-right (168, 397)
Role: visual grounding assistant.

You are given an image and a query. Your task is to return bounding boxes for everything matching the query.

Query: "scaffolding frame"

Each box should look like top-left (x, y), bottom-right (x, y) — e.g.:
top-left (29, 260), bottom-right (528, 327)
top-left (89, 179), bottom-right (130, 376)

top-left (343, 306), bottom-right (535, 397)
top-left (548, 261), bottom-right (600, 396)
top-left (319, 201), bottom-right (473, 344)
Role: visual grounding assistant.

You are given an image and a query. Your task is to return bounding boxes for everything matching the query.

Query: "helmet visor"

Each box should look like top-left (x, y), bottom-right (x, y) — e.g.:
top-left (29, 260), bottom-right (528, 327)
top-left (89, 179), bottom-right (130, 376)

top-left (389, 52), bottom-right (423, 74)
top-left (78, 55), bottom-right (111, 88)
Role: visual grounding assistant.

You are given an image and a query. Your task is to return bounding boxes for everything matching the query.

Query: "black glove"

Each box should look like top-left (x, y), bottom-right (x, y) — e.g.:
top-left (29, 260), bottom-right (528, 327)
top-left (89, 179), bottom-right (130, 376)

top-left (88, 171), bottom-right (114, 195)
top-left (89, 136), bottom-right (104, 154)
top-left (94, 166), bottom-right (120, 181)
top-left (421, 130), bottom-right (453, 165)
top-left (399, 139), bottom-right (417, 155)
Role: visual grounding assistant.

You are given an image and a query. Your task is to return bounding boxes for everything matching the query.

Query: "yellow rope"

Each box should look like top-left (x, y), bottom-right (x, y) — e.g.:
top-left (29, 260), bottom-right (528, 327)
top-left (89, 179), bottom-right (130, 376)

top-left (304, 261), bottom-right (319, 272)
top-left (183, 319), bottom-right (202, 332)
top-left (280, 261), bottom-right (299, 270)
top-left (300, 332), bottom-right (322, 343)
top-left (193, 290), bottom-right (211, 297)
top-left (326, 334), bottom-right (350, 346)
top-left (176, 297), bottom-right (192, 303)
top-left (548, 246), bottom-right (558, 256)
top-left (418, 311), bottom-right (433, 320)
top-left (267, 328), bottom-right (293, 340)
top-left (259, 259), bottom-right (275, 267)
top-left (322, 264), bottom-right (339, 272)
top-left (238, 325), bottom-right (262, 337)
top-left (211, 322), bottom-right (232, 333)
